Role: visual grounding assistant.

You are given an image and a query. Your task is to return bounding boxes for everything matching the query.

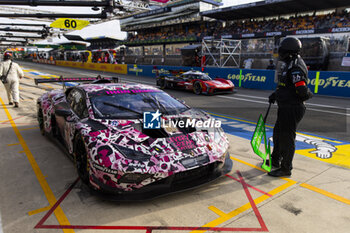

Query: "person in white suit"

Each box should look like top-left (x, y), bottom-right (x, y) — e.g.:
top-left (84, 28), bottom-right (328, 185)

top-left (0, 52), bottom-right (24, 107)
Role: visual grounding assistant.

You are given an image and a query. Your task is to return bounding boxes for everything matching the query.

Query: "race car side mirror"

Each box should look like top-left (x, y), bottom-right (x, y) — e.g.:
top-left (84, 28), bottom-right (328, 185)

top-left (177, 99), bottom-right (186, 105)
top-left (55, 109), bottom-right (72, 117)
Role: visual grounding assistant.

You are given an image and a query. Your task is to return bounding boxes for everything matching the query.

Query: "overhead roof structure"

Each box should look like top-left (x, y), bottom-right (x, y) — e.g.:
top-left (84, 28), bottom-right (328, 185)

top-left (0, 0), bottom-right (184, 47)
top-left (0, 34), bottom-right (46, 39)
top-left (120, 0), bottom-right (222, 31)
top-left (63, 34), bottom-right (85, 42)
top-left (0, 5), bottom-right (57, 21)
top-left (0, 0), bottom-right (164, 21)
top-left (201, 0), bottom-right (350, 21)
top-left (83, 36), bottom-right (122, 50)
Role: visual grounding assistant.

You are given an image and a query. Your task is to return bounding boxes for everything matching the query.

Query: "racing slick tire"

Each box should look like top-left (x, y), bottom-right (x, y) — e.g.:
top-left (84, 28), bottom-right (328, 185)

top-left (159, 78), bottom-right (167, 89)
top-left (74, 133), bottom-right (90, 184)
top-left (37, 108), bottom-right (45, 136)
top-left (193, 81), bottom-right (202, 95)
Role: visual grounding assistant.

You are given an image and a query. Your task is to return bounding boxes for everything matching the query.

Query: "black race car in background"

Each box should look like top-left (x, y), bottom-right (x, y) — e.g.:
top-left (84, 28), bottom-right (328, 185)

top-left (156, 70), bottom-right (234, 95)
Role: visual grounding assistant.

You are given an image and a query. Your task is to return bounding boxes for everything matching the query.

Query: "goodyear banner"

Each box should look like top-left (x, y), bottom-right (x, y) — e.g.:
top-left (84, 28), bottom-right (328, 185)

top-left (127, 64), bottom-right (350, 97)
top-left (127, 64), bottom-right (275, 90)
top-left (204, 67), bottom-right (275, 90)
top-left (308, 71), bottom-right (350, 97)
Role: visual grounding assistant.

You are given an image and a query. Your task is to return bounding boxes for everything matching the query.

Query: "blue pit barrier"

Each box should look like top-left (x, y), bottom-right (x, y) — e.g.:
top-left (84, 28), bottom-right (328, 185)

top-left (127, 64), bottom-right (350, 98)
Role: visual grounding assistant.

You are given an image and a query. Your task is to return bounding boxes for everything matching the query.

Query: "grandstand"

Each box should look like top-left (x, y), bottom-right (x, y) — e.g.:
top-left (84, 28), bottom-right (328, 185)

top-left (110, 0), bottom-right (348, 70)
top-left (119, 0), bottom-right (222, 65)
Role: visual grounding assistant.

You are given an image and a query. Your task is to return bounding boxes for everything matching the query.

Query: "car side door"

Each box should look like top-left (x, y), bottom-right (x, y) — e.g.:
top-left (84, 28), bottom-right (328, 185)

top-left (183, 74), bottom-right (193, 90)
top-left (66, 88), bottom-right (89, 154)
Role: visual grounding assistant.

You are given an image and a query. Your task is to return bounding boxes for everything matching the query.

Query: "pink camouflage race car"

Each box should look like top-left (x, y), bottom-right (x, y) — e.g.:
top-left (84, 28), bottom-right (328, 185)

top-left (35, 76), bottom-right (232, 200)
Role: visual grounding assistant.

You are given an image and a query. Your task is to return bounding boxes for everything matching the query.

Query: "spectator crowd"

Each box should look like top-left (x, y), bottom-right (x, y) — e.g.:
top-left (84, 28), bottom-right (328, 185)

top-left (127, 10), bottom-right (350, 43)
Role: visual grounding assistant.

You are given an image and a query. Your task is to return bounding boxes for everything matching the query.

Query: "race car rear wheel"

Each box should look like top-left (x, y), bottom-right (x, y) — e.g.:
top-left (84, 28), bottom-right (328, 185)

top-left (37, 108), bottom-right (45, 136)
top-left (193, 81), bottom-right (202, 95)
top-left (74, 134), bottom-right (89, 184)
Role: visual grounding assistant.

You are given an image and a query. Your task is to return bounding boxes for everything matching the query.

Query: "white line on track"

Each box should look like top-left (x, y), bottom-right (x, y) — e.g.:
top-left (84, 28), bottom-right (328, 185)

top-left (216, 95), bottom-right (268, 104)
top-left (235, 94), bottom-right (268, 100)
top-left (307, 108), bottom-right (350, 116)
top-left (0, 212), bottom-right (3, 233)
top-left (236, 93), bottom-right (348, 110)
top-left (305, 102), bottom-right (348, 110)
top-left (216, 95), bottom-right (350, 116)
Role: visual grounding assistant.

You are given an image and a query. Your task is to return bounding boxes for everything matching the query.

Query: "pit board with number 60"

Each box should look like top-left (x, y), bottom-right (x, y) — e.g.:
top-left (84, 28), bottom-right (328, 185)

top-left (50, 18), bottom-right (90, 30)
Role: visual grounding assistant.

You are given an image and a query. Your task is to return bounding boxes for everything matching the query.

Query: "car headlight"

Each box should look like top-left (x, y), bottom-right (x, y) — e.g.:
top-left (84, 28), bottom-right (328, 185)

top-left (214, 127), bottom-right (224, 144)
top-left (113, 144), bottom-right (150, 162)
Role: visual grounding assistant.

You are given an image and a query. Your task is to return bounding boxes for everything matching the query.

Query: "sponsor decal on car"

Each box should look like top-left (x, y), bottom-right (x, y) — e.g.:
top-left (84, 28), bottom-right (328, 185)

top-left (93, 162), bottom-right (119, 175)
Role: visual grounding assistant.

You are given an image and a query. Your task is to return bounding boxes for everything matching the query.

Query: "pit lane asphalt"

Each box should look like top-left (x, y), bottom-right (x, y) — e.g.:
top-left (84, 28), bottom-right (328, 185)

top-left (0, 61), bottom-right (349, 233)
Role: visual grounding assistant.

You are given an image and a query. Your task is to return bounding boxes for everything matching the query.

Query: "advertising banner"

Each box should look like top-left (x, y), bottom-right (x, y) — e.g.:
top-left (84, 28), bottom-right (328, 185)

top-left (54, 60), bottom-right (128, 75)
top-left (308, 71), bottom-right (350, 97)
top-left (127, 64), bottom-right (276, 90)
top-left (127, 64), bottom-right (350, 97)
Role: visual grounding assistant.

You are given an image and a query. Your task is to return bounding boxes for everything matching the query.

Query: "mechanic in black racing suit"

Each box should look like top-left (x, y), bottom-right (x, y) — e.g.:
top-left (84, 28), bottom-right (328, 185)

top-left (268, 37), bottom-right (313, 177)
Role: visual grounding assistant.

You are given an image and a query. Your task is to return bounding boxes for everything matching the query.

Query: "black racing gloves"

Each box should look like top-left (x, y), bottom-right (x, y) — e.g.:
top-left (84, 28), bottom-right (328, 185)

top-left (296, 85), bottom-right (313, 101)
top-left (268, 92), bottom-right (276, 104)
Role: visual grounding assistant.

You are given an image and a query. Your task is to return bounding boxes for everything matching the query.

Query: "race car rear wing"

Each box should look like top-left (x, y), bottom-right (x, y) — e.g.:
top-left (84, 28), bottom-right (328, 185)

top-left (34, 75), bottom-right (119, 86)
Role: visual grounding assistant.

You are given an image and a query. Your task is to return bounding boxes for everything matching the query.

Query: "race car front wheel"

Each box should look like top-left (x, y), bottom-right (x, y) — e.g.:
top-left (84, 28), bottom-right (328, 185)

top-left (74, 134), bottom-right (89, 184)
top-left (193, 82), bottom-right (202, 95)
top-left (37, 108), bottom-right (45, 136)
top-left (159, 78), bottom-right (167, 89)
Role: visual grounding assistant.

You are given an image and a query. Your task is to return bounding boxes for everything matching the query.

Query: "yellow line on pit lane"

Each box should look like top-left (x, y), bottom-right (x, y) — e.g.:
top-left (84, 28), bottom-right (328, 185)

top-left (28, 206), bottom-right (52, 216)
top-left (19, 127), bottom-right (39, 131)
top-left (19, 87), bottom-right (31, 91)
top-left (209, 112), bottom-right (342, 144)
top-left (208, 206), bottom-right (228, 217)
top-left (0, 97), bottom-right (74, 233)
top-left (39, 75), bottom-right (52, 79)
top-left (8, 143), bottom-right (20, 146)
top-left (191, 172), bottom-right (296, 233)
top-left (194, 156), bottom-right (350, 233)
top-left (231, 157), bottom-right (350, 210)
top-left (230, 156), bottom-right (294, 183)
top-left (300, 183), bottom-right (350, 205)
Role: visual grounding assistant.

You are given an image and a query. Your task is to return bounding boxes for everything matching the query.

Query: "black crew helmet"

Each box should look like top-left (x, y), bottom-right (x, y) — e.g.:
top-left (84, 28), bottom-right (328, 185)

top-left (278, 37), bottom-right (302, 61)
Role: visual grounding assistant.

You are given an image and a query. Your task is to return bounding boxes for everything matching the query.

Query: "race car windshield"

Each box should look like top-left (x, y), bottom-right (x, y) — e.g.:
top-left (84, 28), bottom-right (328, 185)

top-left (193, 74), bottom-right (212, 81)
top-left (90, 90), bottom-right (189, 119)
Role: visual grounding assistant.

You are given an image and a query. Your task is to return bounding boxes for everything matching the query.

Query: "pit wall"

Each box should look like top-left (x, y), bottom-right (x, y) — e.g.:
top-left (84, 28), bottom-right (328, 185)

top-left (128, 64), bottom-right (350, 98)
top-left (33, 60), bottom-right (128, 75)
top-left (31, 60), bottom-right (350, 98)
